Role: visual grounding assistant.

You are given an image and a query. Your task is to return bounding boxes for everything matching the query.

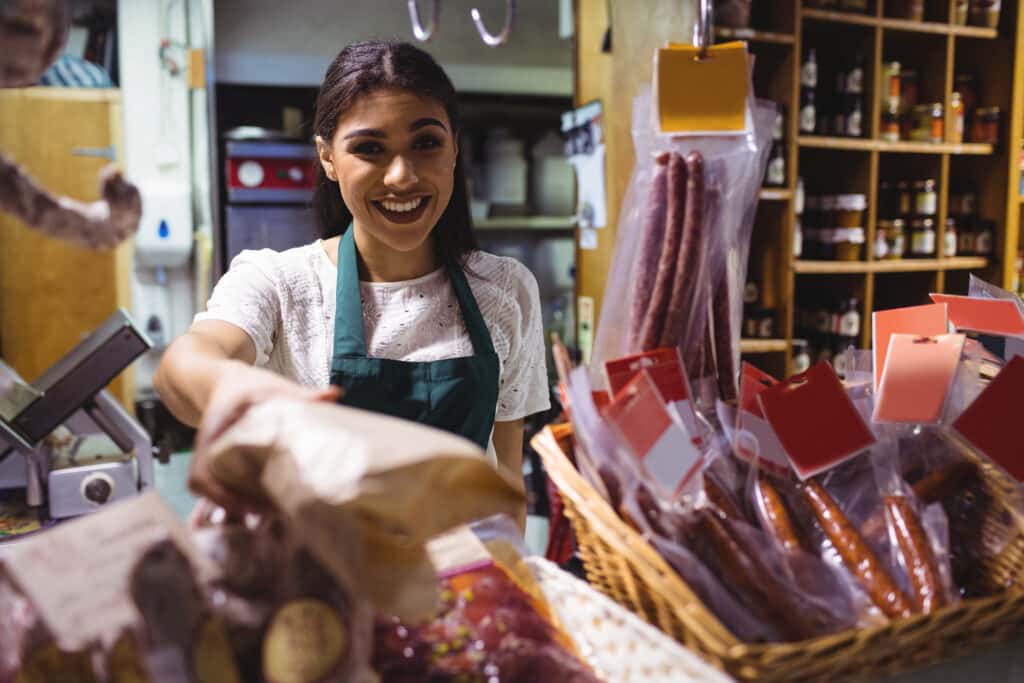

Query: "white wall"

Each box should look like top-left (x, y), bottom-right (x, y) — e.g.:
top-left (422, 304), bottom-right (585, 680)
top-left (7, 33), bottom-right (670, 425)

top-left (119, 0), bottom-right (214, 395)
top-left (213, 0), bottom-right (573, 95)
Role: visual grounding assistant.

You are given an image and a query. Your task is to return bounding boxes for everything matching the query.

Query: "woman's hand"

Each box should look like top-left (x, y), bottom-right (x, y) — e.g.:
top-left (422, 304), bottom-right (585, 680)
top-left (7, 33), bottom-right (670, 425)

top-left (188, 360), bottom-right (340, 513)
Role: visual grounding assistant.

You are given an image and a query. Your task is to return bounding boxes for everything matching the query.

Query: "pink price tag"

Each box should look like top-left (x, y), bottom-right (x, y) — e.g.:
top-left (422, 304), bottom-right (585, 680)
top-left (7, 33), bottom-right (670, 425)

top-left (757, 362), bottom-right (876, 480)
top-left (603, 371), bottom-right (703, 498)
top-left (929, 294), bottom-right (1024, 337)
top-left (953, 356), bottom-right (1024, 483)
top-left (874, 333), bottom-right (965, 424)
top-left (872, 303), bottom-right (949, 391)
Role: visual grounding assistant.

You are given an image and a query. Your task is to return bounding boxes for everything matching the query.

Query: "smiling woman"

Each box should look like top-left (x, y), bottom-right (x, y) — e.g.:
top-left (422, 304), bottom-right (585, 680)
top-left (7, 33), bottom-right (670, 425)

top-left (153, 41), bottom-right (549, 526)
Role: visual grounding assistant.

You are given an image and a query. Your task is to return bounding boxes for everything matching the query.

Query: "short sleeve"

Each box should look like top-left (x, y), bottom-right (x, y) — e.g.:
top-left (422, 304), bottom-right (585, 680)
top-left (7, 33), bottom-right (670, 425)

top-left (193, 250), bottom-right (282, 366)
top-left (495, 261), bottom-right (551, 421)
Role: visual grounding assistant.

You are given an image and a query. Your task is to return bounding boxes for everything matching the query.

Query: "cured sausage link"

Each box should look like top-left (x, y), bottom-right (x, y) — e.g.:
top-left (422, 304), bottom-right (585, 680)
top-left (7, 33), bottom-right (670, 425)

top-left (659, 151), bottom-right (705, 350)
top-left (885, 496), bottom-right (947, 613)
top-left (628, 153), bottom-right (671, 352)
top-left (803, 480), bottom-right (915, 619)
top-left (754, 472), bottom-right (805, 554)
top-left (636, 153), bottom-right (686, 352)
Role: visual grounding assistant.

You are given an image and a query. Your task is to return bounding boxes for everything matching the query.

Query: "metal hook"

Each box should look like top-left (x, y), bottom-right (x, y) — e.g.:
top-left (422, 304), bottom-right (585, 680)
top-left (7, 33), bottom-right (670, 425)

top-left (408, 0), bottom-right (440, 42)
top-left (692, 0), bottom-right (713, 59)
top-left (471, 0), bottom-right (516, 47)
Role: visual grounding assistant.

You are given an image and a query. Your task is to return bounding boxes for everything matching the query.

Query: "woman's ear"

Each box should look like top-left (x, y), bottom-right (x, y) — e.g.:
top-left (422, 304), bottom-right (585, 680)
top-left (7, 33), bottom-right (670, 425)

top-left (315, 135), bottom-right (337, 181)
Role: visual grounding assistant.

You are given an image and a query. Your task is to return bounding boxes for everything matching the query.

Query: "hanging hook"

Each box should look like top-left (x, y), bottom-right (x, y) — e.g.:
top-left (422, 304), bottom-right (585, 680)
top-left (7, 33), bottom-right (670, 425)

top-left (408, 0), bottom-right (440, 42)
top-left (692, 0), bottom-right (713, 60)
top-left (471, 0), bottom-right (516, 47)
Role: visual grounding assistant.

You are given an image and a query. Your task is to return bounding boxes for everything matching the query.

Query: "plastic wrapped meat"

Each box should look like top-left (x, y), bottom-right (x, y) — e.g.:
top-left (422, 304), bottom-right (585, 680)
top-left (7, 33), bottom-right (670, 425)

top-left (372, 563), bottom-right (601, 683)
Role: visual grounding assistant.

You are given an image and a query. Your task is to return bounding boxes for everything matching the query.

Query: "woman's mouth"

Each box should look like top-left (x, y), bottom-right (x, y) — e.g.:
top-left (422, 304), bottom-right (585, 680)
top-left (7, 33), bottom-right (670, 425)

top-left (373, 196), bottom-right (430, 224)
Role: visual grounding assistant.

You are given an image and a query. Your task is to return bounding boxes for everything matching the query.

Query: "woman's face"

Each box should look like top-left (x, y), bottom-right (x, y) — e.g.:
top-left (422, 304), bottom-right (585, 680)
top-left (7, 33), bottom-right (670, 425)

top-left (318, 88), bottom-right (457, 253)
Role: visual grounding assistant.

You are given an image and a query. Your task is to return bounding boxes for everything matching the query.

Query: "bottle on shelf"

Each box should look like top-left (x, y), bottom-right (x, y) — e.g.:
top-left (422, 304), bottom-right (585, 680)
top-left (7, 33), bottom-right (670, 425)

top-left (800, 87), bottom-right (817, 135)
top-left (764, 141), bottom-right (787, 187)
top-left (801, 48), bottom-right (818, 90)
top-left (950, 91), bottom-right (965, 145)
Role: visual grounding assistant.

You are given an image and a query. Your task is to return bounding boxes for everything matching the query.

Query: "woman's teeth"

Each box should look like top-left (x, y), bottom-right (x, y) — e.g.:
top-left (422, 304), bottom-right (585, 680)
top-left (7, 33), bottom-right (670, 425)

top-left (380, 198), bottom-right (425, 213)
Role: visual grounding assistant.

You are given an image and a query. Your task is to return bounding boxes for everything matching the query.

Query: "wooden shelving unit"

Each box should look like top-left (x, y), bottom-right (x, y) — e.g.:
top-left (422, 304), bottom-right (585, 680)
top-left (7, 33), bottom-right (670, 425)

top-left (720, 1), bottom-right (1019, 375)
top-left (474, 216), bottom-right (576, 231)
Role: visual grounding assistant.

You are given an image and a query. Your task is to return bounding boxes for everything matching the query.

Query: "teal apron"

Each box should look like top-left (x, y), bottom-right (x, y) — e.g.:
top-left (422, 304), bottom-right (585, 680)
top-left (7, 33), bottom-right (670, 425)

top-left (330, 227), bottom-right (500, 450)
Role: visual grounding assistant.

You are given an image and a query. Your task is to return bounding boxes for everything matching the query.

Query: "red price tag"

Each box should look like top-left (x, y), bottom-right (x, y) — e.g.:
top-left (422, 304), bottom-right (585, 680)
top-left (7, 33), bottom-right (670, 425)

top-left (735, 363), bottom-right (790, 475)
top-left (874, 333), bottom-right (965, 424)
top-left (953, 356), bottom-right (1024, 482)
top-left (757, 362), bottom-right (876, 480)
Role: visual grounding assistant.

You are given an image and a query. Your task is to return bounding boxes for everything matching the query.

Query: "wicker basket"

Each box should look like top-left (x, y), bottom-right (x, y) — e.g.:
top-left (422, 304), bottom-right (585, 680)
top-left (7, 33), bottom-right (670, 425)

top-left (532, 424), bottom-right (1024, 682)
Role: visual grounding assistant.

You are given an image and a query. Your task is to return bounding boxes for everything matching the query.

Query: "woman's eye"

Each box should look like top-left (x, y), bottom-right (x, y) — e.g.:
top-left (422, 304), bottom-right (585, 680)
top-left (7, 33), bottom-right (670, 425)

top-left (413, 135), bottom-right (442, 151)
top-left (352, 141), bottom-right (384, 155)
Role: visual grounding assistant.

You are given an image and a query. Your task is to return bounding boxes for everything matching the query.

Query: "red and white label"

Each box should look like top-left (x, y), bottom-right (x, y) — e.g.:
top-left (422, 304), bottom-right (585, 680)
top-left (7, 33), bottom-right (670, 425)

top-left (603, 370), bottom-right (703, 497)
top-left (953, 356), bottom-right (1024, 483)
top-left (874, 333), bottom-right (965, 424)
top-left (604, 348), bottom-right (684, 395)
top-left (605, 348), bottom-right (699, 436)
top-left (757, 362), bottom-right (876, 480)
top-left (735, 363), bottom-right (790, 475)
top-left (872, 303), bottom-right (949, 391)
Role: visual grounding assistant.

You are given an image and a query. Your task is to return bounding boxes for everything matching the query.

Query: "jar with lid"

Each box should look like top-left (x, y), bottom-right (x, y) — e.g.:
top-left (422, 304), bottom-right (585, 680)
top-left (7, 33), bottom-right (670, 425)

top-left (969, 0), bottom-right (1001, 29)
top-left (844, 97), bottom-right (864, 137)
top-left (909, 217), bottom-right (937, 257)
top-left (878, 219), bottom-right (906, 259)
top-left (834, 227), bottom-right (865, 261)
top-left (954, 0), bottom-right (969, 24)
top-left (957, 217), bottom-right (976, 255)
top-left (911, 103), bottom-right (944, 143)
top-left (914, 179), bottom-right (938, 216)
top-left (792, 340), bottom-right (811, 374)
top-left (971, 107), bottom-right (1002, 145)
top-left (950, 91), bottom-right (965, 144)
top-left (836, 194), bottom-right (867, 227)
top-left (944, 217), bottom-right (958, 257)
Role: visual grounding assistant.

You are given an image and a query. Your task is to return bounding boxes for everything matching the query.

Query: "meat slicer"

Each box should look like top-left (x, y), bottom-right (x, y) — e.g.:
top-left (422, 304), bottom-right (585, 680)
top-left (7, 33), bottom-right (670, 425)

top-left (0, 309), bottom-right (157, 520)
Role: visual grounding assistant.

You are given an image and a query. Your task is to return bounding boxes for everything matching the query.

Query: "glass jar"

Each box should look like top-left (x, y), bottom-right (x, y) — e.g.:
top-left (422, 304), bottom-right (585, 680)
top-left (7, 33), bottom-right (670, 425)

top-left (957, 217), bottom-right (976, 255)
top-left (970, 0), bottom-right (1001, 29)
top-left (881, 110), bottom-right (900, 142)
top-left (834, 227), bottom-right (865, 261)
top-left (954, 0), bottom-right (969, 24)
top-left (944, 217), bottom-right (958, 257)
top-left (911, 103), bottom-right (944, 143)
top-left (836, 194), bottom-right (867, 227)
top-left (914, 179), bottom-right (938, 216)
top-left (974, 219), bottom-right (995, 257)
top-left (950, 91), bottom-right (965, 144)
top-left (891, 0), bottom-right (924, 21)
top-left (971, 106), bottom-right (1002, 145)
top-left (897, 180), bottom-right (913, 217)
top-left (878, 219), bottom-right (906, 259)
top-left (909, 218), bottom-right (937, 258)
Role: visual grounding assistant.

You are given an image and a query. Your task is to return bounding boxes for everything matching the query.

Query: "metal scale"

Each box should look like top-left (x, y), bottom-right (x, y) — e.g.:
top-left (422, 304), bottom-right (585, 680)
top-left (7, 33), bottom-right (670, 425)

top-left (0, 309), bottom-right (159, 524)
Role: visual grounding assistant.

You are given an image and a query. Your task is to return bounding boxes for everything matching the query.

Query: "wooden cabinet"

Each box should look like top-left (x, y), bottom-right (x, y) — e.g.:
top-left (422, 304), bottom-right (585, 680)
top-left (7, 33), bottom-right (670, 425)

top-left (0, 88), bottom-right (134, 409)
top-left (576, 1), bottom-right (1022, 378)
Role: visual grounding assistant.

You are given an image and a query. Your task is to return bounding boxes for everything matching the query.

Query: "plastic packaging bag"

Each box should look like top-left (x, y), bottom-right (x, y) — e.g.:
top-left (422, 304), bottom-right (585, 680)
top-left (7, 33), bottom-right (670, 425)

top-left (591, 84), bottom-right (775, 407)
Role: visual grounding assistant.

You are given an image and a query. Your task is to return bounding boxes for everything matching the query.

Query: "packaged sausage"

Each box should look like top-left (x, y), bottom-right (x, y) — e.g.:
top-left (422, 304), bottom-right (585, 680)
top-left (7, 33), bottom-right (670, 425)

top-left (373, 516), bottom-right (602, 682)
top-left (591, 83), bottom-right (775, 409)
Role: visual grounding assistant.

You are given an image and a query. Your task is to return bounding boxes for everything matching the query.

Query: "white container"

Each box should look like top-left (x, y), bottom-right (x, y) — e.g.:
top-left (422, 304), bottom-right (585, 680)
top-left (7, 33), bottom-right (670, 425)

top-left (482, 128), bottom-right (527, 213)
top-left (531, 130), bottom-right (575, 216)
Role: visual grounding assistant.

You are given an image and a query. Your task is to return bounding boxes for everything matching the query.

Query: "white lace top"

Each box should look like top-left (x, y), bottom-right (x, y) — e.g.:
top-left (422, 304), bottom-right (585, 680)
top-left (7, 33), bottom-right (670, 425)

top-left (195, 240), bottom-right (551, 427)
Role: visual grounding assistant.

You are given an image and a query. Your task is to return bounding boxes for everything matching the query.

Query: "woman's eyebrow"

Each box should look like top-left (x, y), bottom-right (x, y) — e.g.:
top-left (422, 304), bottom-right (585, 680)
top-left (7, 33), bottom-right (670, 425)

top-left (410, 117), bottom-right (447, 132)
top-left (342, 128), bottom-right (386, 140)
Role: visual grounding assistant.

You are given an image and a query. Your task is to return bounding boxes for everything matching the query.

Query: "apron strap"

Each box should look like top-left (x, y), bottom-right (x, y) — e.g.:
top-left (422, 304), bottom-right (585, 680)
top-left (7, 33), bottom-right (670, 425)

top-left (333, 227), bottom-right (368, 357)
top-left (447, 262), bottom-right (496, 357)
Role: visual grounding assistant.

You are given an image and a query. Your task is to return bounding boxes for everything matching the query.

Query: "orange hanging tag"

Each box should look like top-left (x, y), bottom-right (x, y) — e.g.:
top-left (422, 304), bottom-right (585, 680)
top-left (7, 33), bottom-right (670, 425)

top-left (656, 41), bottom-right (749, 134)
top-left (874, 333), bottom-right (966, 424)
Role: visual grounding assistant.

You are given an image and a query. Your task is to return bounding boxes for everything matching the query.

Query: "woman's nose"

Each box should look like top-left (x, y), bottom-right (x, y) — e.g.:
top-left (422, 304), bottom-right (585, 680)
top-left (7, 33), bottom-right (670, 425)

top-left (384, 154), bottom-right (419, 190)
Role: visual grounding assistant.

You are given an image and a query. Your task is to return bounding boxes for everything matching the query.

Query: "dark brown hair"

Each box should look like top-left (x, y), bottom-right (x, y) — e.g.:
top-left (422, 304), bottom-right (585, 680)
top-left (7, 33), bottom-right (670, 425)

top-left (312, 40), bottom-right (477, 267)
